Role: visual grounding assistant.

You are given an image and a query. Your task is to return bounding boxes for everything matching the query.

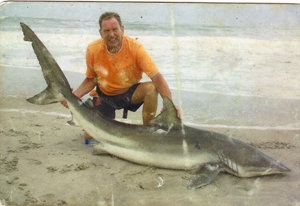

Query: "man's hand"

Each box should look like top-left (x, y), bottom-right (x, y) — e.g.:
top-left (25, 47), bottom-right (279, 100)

top-left (175, 105), bottom-right (181, 119)
top-left (61, 99), bottom-right (68, 108)
top-left (160, 104), bottom-right (181, 119)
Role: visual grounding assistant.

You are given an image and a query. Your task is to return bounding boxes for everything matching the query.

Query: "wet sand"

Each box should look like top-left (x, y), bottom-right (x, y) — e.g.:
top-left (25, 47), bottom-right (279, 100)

top-left (0, 96), bottom-right (299, 206)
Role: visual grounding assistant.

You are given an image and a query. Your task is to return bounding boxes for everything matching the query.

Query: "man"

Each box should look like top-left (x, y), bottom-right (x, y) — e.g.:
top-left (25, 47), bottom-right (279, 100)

top-left (67, 12), bottom-right (179, 141)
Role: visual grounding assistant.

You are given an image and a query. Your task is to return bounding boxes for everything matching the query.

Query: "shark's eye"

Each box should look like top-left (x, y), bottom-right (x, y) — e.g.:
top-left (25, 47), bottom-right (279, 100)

top-left (195, 143), bottom-right (201, 150)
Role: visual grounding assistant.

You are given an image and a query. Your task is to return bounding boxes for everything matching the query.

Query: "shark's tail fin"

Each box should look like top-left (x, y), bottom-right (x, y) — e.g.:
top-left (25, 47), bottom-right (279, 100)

top-left (20, 22), bottom-right (72, 105)
top-left (26, 87), bottom-right (59, 105)
top-left (20, 22), bottom-right (36, 42)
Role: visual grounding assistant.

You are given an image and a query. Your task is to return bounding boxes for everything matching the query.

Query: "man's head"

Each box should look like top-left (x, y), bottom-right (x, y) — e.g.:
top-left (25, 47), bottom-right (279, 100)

top-left (99, 12), bottom-right (124, 54)
top-left (99, 12), bottom-right (122, 29)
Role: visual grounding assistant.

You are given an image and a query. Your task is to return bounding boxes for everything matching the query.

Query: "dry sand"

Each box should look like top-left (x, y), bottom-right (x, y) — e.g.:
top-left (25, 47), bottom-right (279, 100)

top-left (0, 96), bottom-right (299, 206)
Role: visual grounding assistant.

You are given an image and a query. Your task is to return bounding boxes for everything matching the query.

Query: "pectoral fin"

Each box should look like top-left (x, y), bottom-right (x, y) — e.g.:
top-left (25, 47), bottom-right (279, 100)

top-left (187, 163), bottom-right (222, 189)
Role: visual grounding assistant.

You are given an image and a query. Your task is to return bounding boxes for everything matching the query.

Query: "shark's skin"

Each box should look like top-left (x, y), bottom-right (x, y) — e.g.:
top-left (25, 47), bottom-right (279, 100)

top-left (20, 22), bottom-right (290, 189)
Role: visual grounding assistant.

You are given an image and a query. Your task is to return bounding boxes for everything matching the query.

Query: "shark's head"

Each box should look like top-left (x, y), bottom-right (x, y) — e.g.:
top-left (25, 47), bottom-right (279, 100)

top-left (238, 151), bottom-right (291, 177)
top-left (220, 139), bottom-right (291, 177)
top-left (255, 158), bottom-right (290, 176)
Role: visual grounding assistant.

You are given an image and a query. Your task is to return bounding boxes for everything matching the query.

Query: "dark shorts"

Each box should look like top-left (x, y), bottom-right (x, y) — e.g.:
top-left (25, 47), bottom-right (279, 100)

top-left (93, 83), bottom-right (143, 119)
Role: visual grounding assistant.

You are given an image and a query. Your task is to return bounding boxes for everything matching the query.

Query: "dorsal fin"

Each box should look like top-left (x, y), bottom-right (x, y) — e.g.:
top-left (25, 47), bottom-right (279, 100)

top-left (150, 97), bottom-right (182, 130)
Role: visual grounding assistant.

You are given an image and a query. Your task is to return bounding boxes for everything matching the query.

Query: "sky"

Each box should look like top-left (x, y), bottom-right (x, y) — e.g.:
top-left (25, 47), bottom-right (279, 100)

top-left (0, 2), bottom-right (299, 28)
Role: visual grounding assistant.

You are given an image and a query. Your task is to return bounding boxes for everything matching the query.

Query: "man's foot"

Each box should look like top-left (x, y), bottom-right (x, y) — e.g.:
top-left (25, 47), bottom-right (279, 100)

top-left (84, 131), bottom-right (98, 145)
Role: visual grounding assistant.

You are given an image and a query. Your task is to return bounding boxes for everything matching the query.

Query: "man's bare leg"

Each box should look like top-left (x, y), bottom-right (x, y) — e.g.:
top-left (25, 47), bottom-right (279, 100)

top-left (131, 82), bottom-right (158, 125)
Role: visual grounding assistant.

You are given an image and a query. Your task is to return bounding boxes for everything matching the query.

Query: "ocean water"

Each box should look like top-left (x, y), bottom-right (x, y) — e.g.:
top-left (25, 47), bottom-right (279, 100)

top-left (1, 3), bottom-right (300, 129)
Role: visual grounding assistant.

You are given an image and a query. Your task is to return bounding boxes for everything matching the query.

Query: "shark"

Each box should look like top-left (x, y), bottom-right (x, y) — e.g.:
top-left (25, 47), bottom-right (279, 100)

top-left (20, 22), bottom-right (290, 189)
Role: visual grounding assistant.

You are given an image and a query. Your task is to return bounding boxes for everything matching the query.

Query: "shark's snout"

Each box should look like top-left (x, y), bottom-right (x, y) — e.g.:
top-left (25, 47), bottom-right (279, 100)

top-left (271, 161), bottom-right (291, 173)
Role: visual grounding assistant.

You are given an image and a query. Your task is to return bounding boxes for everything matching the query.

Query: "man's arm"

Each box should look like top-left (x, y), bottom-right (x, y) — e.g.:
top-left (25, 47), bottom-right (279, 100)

top-left (151, 72), bottom-right (172, 99)
top-left (73, 77), bottom-right (97, 98)
top-left (151, 73), bottom-right (181, 118)
top-left (61, 77), bottom-right (97, 108)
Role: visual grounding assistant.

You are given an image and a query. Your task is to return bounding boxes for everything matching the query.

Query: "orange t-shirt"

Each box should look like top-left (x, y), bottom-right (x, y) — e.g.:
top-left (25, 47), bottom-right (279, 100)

top-left (86, 35), bottom-right (159, 96)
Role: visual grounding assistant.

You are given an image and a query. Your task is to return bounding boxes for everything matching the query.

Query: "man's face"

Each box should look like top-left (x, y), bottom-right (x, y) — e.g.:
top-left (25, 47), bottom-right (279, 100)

top-left (99, 17), bottom-right (124, 52)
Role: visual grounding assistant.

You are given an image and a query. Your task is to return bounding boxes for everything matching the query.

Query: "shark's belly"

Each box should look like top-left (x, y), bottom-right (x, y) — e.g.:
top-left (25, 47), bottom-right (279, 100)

top-left (98, 141), bottom-right (217, 170)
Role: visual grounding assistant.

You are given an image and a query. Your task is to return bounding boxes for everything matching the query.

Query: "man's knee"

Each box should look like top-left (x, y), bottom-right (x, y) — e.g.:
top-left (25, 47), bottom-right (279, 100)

top-left (132, 82), bottom-right (157, 104)
top-left (144, 82), bottom-right (158, 96)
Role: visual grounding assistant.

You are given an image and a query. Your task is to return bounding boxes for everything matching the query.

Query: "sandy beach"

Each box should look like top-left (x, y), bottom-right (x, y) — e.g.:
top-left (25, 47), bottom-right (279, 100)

top-left (1, 3), bottom-right (300, 205)
top-left (0, 95), bottom-right (299, 206)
